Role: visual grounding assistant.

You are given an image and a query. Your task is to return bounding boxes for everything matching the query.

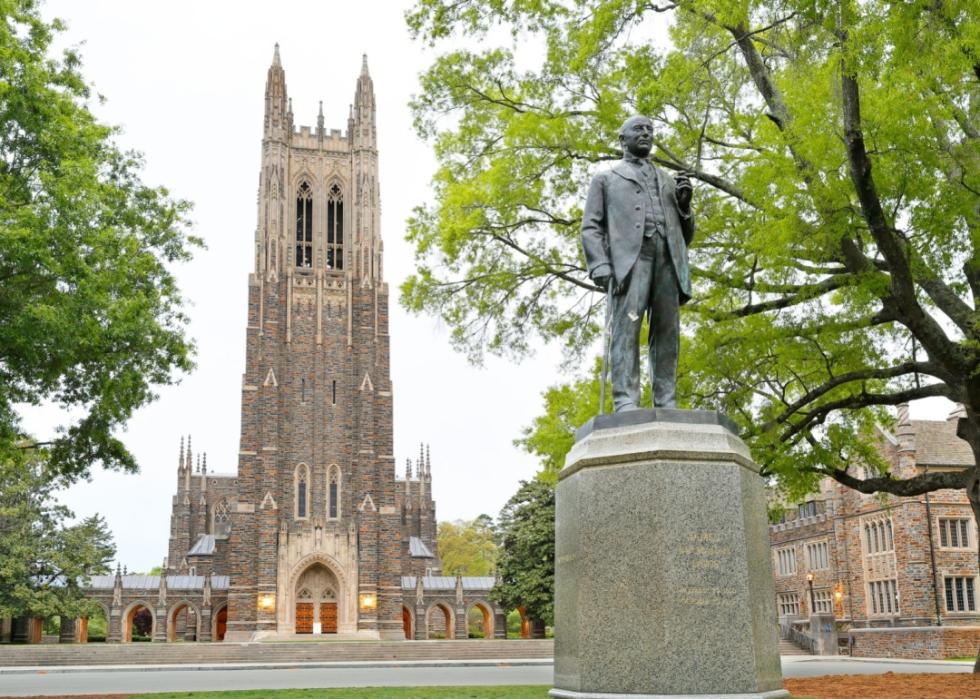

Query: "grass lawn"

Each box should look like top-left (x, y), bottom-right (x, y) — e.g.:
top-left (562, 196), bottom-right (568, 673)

top-left (144, 689), bottom-right (811, 699)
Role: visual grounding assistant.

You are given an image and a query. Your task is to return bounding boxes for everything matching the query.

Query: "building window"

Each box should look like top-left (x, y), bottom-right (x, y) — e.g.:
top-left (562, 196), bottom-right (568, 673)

top-left (326, 183), bottom-right (344, 270)
top-left (863, 518), bottom-right (894, 554)
top-left (868, 579), bottom-right (899, 615)
top-left (777, 593), bottom-right (801, 617)
top-left (332, 380), bottom-right (336, 405)
top-left (938, 518), bottom-right (971, 549)
top-left (776, 547), bottom-right (796, 576)
top-left (295, 463), bottom-right (310, 519)
top-left (212, 498), bottom-right (230, 538)
top-left (944, 577), bottom-right (977, 613)
top-left (798, 500), bottom-right (817, 518)
top-left (813, 590), bottom-right (833, 613)
top-left (295, 182), bottom-right (313, 268)
top-left (806, 541), bottom-right (829, 570)
top-left (328, 465), bottom-right (340, 520)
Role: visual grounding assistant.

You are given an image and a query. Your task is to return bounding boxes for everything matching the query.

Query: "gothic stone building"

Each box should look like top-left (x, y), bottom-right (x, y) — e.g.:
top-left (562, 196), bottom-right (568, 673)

top-left (0, 48), bottom-right (509, 645)
top-left (770, 405), bottom-right (980, 658)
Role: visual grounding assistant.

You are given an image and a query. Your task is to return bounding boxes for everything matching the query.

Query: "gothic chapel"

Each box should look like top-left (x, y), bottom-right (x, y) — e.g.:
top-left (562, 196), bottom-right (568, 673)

top-left (0, 48), bottom-right (507, 646)
top-left (219, 44), bottom-right (408, 640)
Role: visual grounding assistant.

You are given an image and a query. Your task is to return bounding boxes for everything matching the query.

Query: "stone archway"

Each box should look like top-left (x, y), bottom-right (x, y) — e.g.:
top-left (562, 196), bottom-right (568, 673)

top-left (293, 562), bottom-right (339, 634)
top-left (82, 602), bottom-right (110, 643)
top-left (517, 607), bottom-right (530, 639)
top-left (122, 601), bottom-right (155, 643)
top-left (425, 602), bottom-right (454, 640)
top-left (167, 601), bottom-right (200, 642)
top-left (402, 606), bottom-right (414, 639)
top-left (468, 601), bottom-right (494, 639)
top-left (213, 605), bottom-right (228, 642)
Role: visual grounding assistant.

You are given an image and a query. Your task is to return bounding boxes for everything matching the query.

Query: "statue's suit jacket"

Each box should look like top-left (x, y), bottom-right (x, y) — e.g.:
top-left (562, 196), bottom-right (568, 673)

top-left (581, 160), bottom-right (695, 304)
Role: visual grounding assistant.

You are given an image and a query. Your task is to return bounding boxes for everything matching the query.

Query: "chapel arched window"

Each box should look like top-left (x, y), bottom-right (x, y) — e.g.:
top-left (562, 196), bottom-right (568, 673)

top-left (326, 184), bottom-right (344, 270)
top-left (295, 464), bottom-right (310, 519)
top-left (295, 182), bottom-right (313, 268)
top-left (328, 465), bottom-right (341, 520)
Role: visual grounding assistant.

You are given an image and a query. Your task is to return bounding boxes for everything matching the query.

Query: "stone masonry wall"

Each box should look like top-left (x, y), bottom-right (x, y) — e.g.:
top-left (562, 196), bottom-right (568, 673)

top-left (849, 626), bottom-right (980, 659)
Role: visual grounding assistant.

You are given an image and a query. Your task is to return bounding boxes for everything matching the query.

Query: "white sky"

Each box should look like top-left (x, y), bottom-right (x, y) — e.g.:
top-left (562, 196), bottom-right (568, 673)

top-left (27, 0), bottom-right (564, 573)
top-left (26, 0), bottom-right (954, 573)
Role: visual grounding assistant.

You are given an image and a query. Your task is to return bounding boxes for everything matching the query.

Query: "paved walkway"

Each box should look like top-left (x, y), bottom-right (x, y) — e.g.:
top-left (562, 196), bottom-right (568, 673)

top-left (0, 656), bottom-right (972, 697)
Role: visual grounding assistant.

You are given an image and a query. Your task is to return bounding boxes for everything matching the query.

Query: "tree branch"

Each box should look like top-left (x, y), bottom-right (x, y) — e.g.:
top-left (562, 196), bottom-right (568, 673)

top-left (780, 383), bottom-right (952, 443)
top-left (760, 362), bottom-right (940, 433)
top-left (829, 467), bottom-right (970, 496)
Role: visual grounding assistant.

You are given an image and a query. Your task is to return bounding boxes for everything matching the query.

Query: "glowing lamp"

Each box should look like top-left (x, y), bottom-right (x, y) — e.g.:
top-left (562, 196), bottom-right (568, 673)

top-left (359, 592), bottom-right (377, 610)
top-left (258, 592), bottom-right (276, 612)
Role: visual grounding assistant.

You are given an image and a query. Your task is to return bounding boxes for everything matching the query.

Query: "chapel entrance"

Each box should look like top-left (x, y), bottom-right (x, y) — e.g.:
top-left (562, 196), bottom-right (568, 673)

top-left (294, 562), bottom-right (339, 635)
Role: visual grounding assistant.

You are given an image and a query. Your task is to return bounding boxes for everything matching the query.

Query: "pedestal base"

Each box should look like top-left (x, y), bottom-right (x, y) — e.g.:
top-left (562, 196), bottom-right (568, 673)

top-left (552, 410), bottom-right (787, 698)
top-left (551, 690), bottom-right (790, 699)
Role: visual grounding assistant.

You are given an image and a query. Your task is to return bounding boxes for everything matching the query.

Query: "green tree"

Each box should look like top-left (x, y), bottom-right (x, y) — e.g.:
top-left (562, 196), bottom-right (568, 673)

top-left (0, 0), bottom-right (198, 479)
top-left (437, 515), bottom-right (498, 576)
top-left (490, 480), bottom-right (555, 626)
top-left (407, 0), bottom-right (980, 577)
top-left (0, 447), bottom-right (115, 622)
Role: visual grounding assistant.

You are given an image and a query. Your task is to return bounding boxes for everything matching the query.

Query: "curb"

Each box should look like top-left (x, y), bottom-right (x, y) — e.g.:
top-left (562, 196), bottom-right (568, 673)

top-left (0, 658), bottom-right (555, 676)
top-left (781, 656), bottom-right (974, 667)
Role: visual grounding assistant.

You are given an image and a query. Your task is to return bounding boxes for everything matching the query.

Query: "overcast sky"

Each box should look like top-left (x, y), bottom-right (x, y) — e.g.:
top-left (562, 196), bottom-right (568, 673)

top-left (25, 0), bottom-right (954, 573)
top-left (23, 0), bottom-right (567, 573)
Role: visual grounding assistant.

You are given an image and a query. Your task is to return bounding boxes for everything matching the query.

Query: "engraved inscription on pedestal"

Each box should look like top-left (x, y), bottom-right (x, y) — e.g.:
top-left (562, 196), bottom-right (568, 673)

top-left (551, 414), bottom-right (788, 699)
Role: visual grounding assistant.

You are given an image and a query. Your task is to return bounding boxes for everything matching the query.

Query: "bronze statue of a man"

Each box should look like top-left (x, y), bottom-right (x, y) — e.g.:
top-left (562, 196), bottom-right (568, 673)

top-left (582, 115), bottom-right (695, 411)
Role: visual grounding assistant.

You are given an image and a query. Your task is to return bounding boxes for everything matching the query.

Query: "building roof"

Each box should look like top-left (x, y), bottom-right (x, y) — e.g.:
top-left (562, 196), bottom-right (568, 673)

top-left (400, 576), bottom-right (495, 591)
top-left (911, 419), bottom-right (974, 468)
top-left (84, 575), bottom-right (230, 591)
top-left (408, 536), bottom-right (434, 558)
top-left (188, 534), bottom-right (216, 556)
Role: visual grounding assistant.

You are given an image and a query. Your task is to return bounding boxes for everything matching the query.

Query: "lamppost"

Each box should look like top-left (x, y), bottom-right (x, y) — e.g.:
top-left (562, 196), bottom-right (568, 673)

top-left (806, 572), bottom-right (816, 614)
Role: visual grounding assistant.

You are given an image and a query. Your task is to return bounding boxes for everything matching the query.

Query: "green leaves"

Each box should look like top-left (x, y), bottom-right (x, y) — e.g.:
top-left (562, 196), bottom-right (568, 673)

top-left (0, 0), bottom-right (199, 479)
top-left (437, 516), bottom-right (499, 576)
top-left (408, 0), bottom-right (980, 504)
top-left (490, 479), bottom-right (555, 625)
top-left (0, 445), bottom-right (115, 620)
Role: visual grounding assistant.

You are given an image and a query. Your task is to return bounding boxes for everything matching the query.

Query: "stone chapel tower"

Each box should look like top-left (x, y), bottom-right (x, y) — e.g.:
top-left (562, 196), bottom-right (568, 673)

top-left (224, 46), bottom-right (402, 640)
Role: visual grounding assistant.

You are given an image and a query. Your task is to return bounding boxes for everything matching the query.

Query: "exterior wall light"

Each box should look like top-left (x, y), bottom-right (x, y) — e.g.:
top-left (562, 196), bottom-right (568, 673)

top-left (258, 592), bottom-right (276, 612)
top-left (359, 592), bottom-right (377, 611)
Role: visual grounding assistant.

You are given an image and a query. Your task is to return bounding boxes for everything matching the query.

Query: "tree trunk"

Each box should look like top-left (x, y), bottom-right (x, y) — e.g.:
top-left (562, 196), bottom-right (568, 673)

top-left (964, 425), bottom-right (980, 674)
top-left (969, 475), bottom-right (980, 674)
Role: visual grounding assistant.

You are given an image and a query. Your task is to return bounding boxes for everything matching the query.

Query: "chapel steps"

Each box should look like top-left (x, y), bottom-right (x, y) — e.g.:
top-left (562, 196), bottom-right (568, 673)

top-left (0, 638), bottom-right (555, 667)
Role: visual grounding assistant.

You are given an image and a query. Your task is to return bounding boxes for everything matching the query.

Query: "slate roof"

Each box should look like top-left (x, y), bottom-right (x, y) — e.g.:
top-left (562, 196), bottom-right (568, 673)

top-left (911, 419), bottom-right (974, 468)
top-left (84, 575), bottom-right (230, 591)
top-left (408, 536), bottom-right (434, 558)
top-left (188, 534), bottom-right (216, 556)
top-left (400, 576), bottom-right (495, 591)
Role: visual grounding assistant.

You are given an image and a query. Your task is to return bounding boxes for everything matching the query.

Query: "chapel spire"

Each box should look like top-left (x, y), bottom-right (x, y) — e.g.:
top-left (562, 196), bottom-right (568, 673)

top-left (352, 53), bottom-right (376, 150)
top-left (264, 43), bottom-right (290, 141)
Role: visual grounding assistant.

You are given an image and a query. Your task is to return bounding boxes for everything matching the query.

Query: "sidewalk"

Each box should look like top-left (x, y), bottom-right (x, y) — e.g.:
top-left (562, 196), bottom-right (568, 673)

top-left (0, 658), bottom-right (554, 676)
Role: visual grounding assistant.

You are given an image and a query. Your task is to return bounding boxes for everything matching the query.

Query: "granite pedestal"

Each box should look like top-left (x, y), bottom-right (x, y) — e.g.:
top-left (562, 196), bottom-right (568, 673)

top-left (551, 410), bottom-right (788, 699)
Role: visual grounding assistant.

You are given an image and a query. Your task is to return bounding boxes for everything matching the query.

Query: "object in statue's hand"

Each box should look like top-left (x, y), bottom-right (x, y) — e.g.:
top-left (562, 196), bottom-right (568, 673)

top-left (675, 172), bottom-right (693, 210)
top-left (593, 273), bottom-right (611, 292)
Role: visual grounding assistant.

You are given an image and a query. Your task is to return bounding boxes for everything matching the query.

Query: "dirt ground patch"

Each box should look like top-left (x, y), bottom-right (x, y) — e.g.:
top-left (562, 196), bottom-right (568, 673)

top-left (785, 671), bottom-right (979, 698)
top-left (3, 675), bottom-right (979, 699)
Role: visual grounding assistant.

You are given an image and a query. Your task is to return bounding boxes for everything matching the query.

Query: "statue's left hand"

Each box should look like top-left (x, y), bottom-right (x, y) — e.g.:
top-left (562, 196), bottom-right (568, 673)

top-left (675, 173), bottom-right (693, 210)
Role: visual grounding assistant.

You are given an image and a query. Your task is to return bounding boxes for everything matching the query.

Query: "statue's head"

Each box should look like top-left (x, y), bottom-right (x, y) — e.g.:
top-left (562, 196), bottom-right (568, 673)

top-left (618, 115), bottom-right (653, 159)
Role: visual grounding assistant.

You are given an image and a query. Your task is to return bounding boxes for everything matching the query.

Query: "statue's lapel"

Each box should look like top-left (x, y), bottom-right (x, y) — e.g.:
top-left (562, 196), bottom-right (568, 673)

top-left (611, 160), bottom-right (641, 184)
